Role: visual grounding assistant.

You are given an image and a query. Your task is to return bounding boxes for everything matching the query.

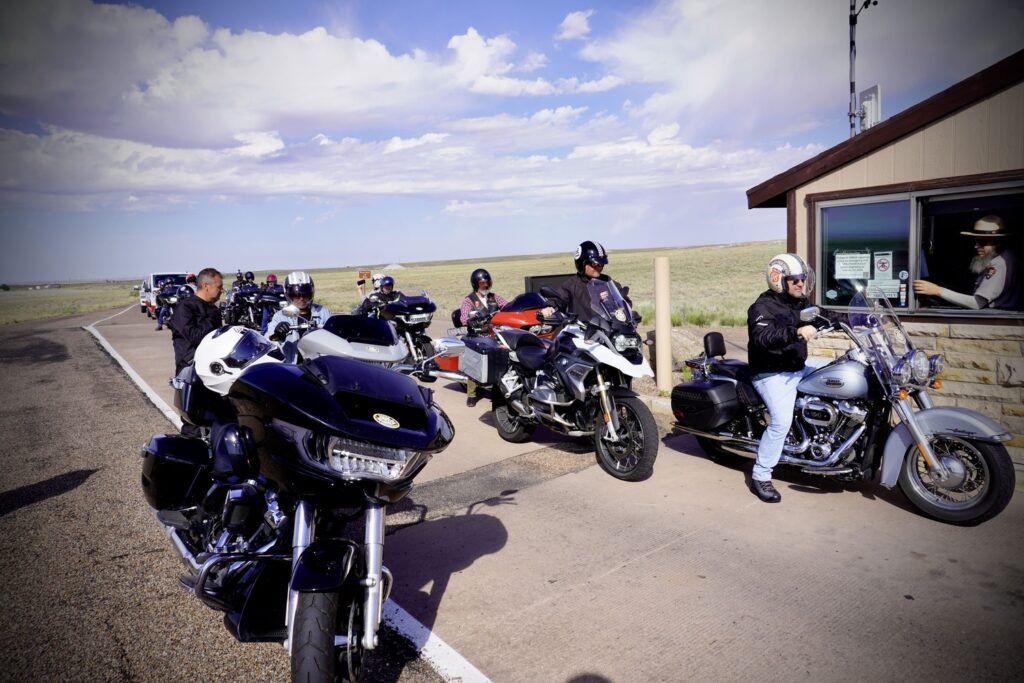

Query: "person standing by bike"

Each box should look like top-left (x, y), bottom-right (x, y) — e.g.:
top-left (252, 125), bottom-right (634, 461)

top-left (541, 240), bottom-right (632, 318)
top-left (168, 268), bottom-right (224, 376)
top-left (268, 271), bottom-right (331, 345)
top-left (746, 253), bottom-right (825, 503)
top-left (460, 268), bottom-right (508, 407)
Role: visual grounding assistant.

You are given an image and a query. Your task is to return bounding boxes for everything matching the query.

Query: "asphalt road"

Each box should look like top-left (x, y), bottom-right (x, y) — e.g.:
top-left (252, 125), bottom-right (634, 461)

top-left (2, 307), bottom-right (1024, 682)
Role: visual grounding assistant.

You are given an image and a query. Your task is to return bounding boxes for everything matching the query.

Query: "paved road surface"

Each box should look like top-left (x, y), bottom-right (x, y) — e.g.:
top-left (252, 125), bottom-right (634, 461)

top-left (2, 306), bottom-right (1023, 682)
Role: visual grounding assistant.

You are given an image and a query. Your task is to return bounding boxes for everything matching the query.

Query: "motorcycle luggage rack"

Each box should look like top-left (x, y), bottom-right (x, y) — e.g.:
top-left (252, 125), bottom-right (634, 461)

top-left (191, 551), bottom-right (292, 611)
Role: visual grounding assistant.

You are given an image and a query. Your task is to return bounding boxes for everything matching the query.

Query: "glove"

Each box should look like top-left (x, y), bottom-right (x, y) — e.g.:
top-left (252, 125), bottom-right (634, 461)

top-left (272, 321), bottom-right (291, 341)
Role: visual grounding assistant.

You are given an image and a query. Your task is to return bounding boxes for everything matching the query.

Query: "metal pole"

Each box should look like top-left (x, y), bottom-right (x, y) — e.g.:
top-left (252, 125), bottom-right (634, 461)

top-left (849, 0), bottom-right (858, 138)
top-left (654, 256), bottom-right (672, 393)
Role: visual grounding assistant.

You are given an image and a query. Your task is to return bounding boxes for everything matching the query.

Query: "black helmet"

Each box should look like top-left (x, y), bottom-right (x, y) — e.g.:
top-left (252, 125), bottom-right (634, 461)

top-left (470, 268), bottom-right (492, 291)
top-left (379, 276), bottom-right (395, 293)
top-left (236, 270), bottom-right (243, 280)
top-left (244, 271), bottom-right (255, 282)
top-left (574, 240), bottom-right (608, 273)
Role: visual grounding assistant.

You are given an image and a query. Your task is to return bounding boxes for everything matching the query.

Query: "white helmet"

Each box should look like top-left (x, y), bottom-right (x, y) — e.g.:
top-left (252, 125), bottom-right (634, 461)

top-left (766, 253), bottom-right (815, 297)
top-left (372, 272), bottom-right (386, 289)
top-left (194, 326), bottom-right (280, 395)
top-left (284, 271), bottom-right (314, 302)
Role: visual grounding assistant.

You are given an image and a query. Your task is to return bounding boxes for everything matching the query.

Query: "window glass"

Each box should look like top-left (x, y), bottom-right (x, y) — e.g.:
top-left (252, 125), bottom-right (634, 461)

top-left (820, 200), bottom-right (911, 308)
top-left (917, 192), bottom-right (1024, 312)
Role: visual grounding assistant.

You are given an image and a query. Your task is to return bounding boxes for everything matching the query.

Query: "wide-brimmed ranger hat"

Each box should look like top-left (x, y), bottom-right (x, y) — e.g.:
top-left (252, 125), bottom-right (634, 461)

top-left (961, 215), bottom-right (1009, 239)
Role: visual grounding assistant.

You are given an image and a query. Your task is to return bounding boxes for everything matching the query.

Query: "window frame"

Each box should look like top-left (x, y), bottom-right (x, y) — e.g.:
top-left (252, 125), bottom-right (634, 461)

top-left (810, 178), bottom-right (1024, 320)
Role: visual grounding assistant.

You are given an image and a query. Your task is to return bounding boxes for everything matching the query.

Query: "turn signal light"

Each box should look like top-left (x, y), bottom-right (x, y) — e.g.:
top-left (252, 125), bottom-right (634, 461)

top-left (930, 378), bottom-right (942, 390)
top-left (896, 388), bottom-right (909, 401)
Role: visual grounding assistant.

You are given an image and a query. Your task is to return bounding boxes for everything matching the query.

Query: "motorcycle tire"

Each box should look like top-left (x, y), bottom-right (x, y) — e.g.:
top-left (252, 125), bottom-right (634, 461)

top-left (594, 396), bottom-right (658, 482)
top-left (291, 591), bottom-right (340, 683)
top-left (898, 435), bottom-right (1015, 526)
top-left (493, 401), bottom-right (536, 443)
top-left (696, 436), bottom-right (749, 468)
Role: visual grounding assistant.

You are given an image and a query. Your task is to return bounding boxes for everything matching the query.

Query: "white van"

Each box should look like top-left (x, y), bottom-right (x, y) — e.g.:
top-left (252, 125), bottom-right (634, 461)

top-left (142, 272), bottom-right (188, 318)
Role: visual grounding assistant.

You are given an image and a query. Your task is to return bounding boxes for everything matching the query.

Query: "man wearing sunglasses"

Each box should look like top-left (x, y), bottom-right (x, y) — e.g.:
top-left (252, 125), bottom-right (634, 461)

top-left (746, 253), bottom-right (825, 503)
top-left (541, 240), bottom-right (632, 319)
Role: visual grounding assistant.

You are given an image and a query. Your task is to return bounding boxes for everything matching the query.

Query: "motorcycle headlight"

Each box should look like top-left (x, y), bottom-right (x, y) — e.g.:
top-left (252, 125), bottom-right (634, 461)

top-left (325, 436), bottom-right (428, 483)
top-left (613, 334), bottom-right (642, 352)
top-left (167, 296), bottom-right (178, 304)
top-left (892, 358), bottom-right (912, 386)
top-left (402, 313), bottom-right (433, 324)
top-left (929, 354), bottom-right (944, 377)
top-left (909, 350), bottom-right (930, 383)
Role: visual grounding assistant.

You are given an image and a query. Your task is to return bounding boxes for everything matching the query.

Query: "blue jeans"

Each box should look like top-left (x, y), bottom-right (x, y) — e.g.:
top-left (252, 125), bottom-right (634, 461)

top-left (751, 359), bottom-right (826, 482)
top-left (157, 304), bottom-right (169, 328)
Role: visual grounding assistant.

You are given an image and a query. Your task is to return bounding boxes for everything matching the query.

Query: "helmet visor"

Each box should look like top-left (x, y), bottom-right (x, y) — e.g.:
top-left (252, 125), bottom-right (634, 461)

top-left (286, 282), bottom-right (313, 300)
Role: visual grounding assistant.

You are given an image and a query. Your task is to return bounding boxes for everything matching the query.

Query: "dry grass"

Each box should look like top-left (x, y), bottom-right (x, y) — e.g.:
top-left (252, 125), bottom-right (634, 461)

top-left (1, 240), bottom-right (783, 327)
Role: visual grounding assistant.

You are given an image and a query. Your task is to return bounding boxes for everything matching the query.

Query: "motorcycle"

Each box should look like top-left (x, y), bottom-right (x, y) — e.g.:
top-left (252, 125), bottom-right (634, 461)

top-left (483, 279), bottom-right (659, 481)
top-left (143, 326), bottom-right (454, 681)
top-left (297, 314), bottom-right (411, 368)
top-left (377, 293), bottom-right (437, 365)
top-left (225, 284), bottom-right (262, 330)
top-left (671, 289), bottom-right (1015, 525)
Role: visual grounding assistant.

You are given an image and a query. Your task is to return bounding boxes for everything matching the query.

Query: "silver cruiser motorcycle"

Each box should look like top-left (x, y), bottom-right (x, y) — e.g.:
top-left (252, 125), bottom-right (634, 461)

top-left (671, 290), bottom-right (1015, 525)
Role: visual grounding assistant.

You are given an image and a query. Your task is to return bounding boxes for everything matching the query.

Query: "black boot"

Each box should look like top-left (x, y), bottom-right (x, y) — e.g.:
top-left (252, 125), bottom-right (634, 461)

top-left (750, 479), bottom-right (781, 503)
top-left (466, 395), bottom-right (479, 407)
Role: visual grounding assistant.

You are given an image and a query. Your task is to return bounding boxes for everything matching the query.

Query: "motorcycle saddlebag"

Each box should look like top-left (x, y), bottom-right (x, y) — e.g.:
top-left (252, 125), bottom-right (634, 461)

top-left (172, 365), bottom-right (231, 427)
top-left (671, 380), bottom-right (738, 431)
top-left (460, 335), bottom-right (509, 385)
top-left (140, 434), bottom-right (211, 510)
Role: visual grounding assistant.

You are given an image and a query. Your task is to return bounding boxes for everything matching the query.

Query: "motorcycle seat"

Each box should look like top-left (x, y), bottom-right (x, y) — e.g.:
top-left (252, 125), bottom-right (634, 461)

top-left (500, 329), bottom-right (549, 372)
top-left (710, 360), bottom-right (763, 407)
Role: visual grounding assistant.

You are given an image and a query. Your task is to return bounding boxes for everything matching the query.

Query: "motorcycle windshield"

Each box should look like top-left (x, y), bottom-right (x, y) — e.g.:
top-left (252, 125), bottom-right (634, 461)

top-left (385, 295), bottom-right (436, 315)
top-left (501, 292), bottom-right (546, 312)
top-left (846, 288), bottom-right (915, 381)
top-left (323, 315), bottom-right (401, 346)
top-left (585, 279), bottom-right (634, 330)
top-left (223, 329), bottom-right (276, 369)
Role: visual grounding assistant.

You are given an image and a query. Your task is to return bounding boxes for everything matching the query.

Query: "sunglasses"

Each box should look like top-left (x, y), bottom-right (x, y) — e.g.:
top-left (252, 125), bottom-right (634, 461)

top-left (786, 275), bottom-right (807, 284)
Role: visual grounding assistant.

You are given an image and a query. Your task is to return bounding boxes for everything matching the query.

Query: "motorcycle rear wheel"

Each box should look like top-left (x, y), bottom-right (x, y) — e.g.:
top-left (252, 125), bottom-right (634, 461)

top-left (595, 396), bottom-right (658, 481)
top-left (493, 401), bottom-right (536, 443)
top-left (898, 435), bottom-right (1015, 526)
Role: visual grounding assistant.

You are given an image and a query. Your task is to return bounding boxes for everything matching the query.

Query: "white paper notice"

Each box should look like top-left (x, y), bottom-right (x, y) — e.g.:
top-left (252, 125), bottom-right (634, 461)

top-left (834, 251), bottom-right (872, 280)
top-left (866, 279), bottom-right (901, 298)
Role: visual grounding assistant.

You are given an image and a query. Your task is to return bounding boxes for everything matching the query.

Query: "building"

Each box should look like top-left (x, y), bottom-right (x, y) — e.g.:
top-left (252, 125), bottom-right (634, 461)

top-left (746, 49), bottom-right (1024, 478)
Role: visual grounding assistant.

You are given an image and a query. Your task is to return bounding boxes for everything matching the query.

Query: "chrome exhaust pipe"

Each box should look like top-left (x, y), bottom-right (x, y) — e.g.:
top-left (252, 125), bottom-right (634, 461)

top-left (426, 370), bottom-right (467, 383)
top-left (780, 424), bottom-right (866, 468)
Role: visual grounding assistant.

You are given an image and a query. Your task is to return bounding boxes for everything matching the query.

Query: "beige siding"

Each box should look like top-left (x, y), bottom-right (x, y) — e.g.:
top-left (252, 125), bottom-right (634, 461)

top-left (793, 82), bottom-right (1024, 261)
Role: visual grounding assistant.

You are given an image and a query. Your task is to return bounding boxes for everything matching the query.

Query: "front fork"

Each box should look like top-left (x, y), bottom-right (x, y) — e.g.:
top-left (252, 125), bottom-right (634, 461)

top-left (893, 395), bottom-right (949, 479)
top-left (286, 500), bottom-right (315, 655)
top-left (594, 368), bottom-right (620, 442)
top-left (404, 330), bottom-right (422, 363)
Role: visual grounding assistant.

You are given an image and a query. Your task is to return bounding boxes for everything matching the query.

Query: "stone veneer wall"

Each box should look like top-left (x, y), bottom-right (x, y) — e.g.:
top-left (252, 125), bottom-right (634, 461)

top-left (809, 324), bottom-right (1024, 481)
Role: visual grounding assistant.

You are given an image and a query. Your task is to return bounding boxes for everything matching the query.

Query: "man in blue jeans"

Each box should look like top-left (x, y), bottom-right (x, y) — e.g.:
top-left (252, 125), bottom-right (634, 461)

top-left (746, 253), bottom-right (824, 503)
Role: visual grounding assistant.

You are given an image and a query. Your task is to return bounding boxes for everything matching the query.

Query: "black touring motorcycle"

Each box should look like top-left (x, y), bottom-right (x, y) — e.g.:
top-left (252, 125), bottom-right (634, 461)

top-left (141, 327), bottom-right (454, 681)
top-left (671, 291), bottom-right (1015, 525)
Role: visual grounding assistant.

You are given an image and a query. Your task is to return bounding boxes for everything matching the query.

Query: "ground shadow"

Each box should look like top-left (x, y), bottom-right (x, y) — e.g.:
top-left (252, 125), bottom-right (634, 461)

top-left (476, 410), bottom-right (588, 449)
top-left (0, 336), bottom-right (69, 364)
top-left (0, 468), bottom-right (99, 517)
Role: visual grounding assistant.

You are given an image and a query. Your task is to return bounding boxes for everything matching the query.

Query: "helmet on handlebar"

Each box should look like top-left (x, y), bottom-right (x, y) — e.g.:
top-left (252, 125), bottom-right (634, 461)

top-left (284, 271), bottom-right (314, 301)
top-left (766, 253), bottom-right (815, 298)
top-left (266, 273), bottom-right (277, 284)
top-left (470, 268), bottom-right (492, 292)
top-left (574, 241), bottom-right (609, 274)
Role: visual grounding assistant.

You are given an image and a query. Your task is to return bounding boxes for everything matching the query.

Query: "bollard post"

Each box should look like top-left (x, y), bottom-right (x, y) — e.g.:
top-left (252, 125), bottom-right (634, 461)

top-left (654, 256), bottom-right (672, 393)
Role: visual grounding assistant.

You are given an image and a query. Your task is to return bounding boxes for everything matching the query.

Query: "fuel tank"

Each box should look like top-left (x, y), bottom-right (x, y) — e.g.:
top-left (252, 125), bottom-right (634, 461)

top-left (797, 360), bottom-right (871, 399)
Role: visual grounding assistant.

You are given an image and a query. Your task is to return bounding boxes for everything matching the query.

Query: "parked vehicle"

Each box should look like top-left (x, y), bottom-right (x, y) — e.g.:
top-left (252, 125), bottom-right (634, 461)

top-left (224, 283), bottom-right (262, 330)
top-left (142, 326), bottom-right (454, 681)
top-left (671, 290), bottom-right (1015, 525)
top-left (378, 293), bottom-right (437, 366)
top-left (142, 272), bottom-right (187, 318)
top-left (482, 279), bottom-right (658, 481)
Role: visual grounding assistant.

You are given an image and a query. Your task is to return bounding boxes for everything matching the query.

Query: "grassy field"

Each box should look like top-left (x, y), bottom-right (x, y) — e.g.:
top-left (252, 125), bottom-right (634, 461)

top-left (0, 240), bottom-right (784, 327)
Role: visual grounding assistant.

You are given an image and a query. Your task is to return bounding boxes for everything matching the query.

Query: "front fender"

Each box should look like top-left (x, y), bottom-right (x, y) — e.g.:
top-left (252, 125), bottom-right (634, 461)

top-left (290, 538), bottom-right (359, 593)
top-left (585, 342), bottom-right (655, 378)
top-left (879, 407), bottom-right (1012, 488)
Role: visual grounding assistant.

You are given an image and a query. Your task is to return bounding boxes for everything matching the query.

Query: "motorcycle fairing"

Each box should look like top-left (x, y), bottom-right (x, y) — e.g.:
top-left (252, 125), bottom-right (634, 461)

top-left (572, 336), bottom-right (654, 378)
top-left (384, 295), bottom-right (437, 317)
top-left (230, 356), bottom-right (443, 450)
top-left (878, 406), bottom-right (1013, 487)
top-left (500, 292), bottom-right (547, 312)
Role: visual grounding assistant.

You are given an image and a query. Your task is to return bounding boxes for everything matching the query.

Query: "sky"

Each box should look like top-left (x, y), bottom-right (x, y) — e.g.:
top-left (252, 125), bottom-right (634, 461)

top-left (0, 0), bottom-right (1022, 283)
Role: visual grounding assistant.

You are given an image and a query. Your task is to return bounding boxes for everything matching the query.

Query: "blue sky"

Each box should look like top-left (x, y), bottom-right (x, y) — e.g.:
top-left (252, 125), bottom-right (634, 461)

top-left (1, 0), bottom-right (1022, 282)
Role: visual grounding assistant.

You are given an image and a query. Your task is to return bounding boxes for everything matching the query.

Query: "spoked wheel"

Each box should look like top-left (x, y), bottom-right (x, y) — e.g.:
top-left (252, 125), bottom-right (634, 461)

top-left (493, 401), bottom-right (536, 443)
top-left (898, 435), bottom-right (1015, 526)
top-left (595, 396), bottom-right (658, 481)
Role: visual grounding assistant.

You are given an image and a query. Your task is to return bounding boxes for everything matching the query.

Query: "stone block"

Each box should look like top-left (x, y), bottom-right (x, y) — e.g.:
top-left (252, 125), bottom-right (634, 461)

top-left (1007, 434), bottom-right (1024, 449)
top-left (997, 357), bottom-right (1024, 387)
top-left (949, 324), bottom-right (1024, 341)
top-left (938, 367), bottom-right (996, 384)
top-left (904, 322), bottom-right (949, 337)
top-left (936, 338), bottom-right (1021, 355)
top-left (1008, 446), bottom-right (1024, 467)
top-left (941, 352), bottom-right (996, 371)
top-left (908, 336), bottom-right (937, 350)
top-left (937, 380), bottom-right (1020, 402)
top-left (998, 414), bottom-right (1024, 434)
top-left (955, 398), bottom-right (1004, 420)
top-left (928, 394), bottom-right (958, 408)
top-left (1003, 404), bottom-right (1024, 417)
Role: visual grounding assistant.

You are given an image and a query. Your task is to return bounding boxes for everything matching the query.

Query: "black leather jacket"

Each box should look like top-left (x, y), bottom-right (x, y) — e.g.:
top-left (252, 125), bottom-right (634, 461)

top-left (746, 289), bottom-right (810, 374)
top-left (169, 296), bottom-right (223, 373)
top-left (546, 273), bottom-right (631, 319)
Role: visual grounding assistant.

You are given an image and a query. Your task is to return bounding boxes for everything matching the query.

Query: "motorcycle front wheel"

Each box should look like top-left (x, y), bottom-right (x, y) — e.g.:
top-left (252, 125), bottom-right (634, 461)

top-left (898, 435), bottom-right (1015, 526)
top-left (292, 591), bottom-right (339, 682)
top-left (595, 396), bottom-right (658, 481)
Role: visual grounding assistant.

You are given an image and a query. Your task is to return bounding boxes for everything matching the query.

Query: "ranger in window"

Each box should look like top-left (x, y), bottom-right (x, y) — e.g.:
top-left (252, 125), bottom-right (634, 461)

top-left (913, 215), bottom-right (1020, 310)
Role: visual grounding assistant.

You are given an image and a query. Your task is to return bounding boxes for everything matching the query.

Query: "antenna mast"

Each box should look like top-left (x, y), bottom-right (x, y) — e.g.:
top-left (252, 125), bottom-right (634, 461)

top-left (849, 0), bottom-right (878, 138)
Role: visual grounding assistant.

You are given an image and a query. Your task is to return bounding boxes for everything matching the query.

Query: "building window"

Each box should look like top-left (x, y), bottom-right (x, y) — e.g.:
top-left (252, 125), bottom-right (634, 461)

top-left (816, 184), bottom-right (1024, 316)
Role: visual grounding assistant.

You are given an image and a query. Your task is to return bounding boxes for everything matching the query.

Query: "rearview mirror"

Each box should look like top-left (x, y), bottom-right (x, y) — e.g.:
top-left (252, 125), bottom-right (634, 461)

top-left (799, 306), bottom-right (820, 322)
top-left (282, 304), bottom-right (301, 318)
top-left (540, 286), bottom-right (558, 298)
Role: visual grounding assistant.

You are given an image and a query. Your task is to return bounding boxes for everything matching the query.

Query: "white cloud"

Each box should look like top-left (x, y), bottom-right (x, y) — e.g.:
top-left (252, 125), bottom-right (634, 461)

top-left (233, 131), bottom-right (285, 157)
top-left (557, 10), bottom-right (595, 41)
top-left (384, 133), bottom-right (450, 154)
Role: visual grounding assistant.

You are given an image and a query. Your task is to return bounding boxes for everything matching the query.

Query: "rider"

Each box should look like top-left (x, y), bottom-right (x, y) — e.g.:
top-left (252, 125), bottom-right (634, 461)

top-left (460, 268), bottom-right (509, 407)
top-left (259, 273), bottom-right (284, 334)
top-left (746, 253), bottom-right (827, 504)
top-left (182, 272), bottom-right (198, 296)
top-left (541, 240), bottom-right (632, 319)
top-left (353, 275), bottom-right (402, 317)
top-left (155, 278), bottom-right (180, 331)
top-left (268, 271), bottom-right (332, 345)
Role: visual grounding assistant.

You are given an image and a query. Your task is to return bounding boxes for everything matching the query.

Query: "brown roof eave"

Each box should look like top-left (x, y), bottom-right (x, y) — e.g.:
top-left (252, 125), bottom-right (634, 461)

top-left (746, 48), bottom-right (1024, 210)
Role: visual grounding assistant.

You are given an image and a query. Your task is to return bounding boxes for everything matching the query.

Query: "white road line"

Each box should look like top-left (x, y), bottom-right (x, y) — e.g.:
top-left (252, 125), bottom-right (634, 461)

top-left (82, 310), bottom-right (490, 683)
top-left (90, 304), bottom-right (137, 326)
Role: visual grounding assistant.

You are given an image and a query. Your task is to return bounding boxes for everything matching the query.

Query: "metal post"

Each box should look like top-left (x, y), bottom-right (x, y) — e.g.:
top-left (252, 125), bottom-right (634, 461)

top-left (654, 256), bottom-right (672, 393)
top-left (849, 0), bottom-right (858, 138)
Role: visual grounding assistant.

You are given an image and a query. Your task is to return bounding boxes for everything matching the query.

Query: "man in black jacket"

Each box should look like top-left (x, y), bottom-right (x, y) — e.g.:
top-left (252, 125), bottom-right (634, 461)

top-left (541, 240), bottom-right (632, 319)
top-left (168, 268), bottom-right (224, 375)
top-left (746, 253), bottom-right (822, 503)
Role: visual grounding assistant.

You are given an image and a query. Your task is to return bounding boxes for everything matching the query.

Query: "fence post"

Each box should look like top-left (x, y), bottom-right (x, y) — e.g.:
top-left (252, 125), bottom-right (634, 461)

top-left (654, 256), bottom-right (672, 393)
